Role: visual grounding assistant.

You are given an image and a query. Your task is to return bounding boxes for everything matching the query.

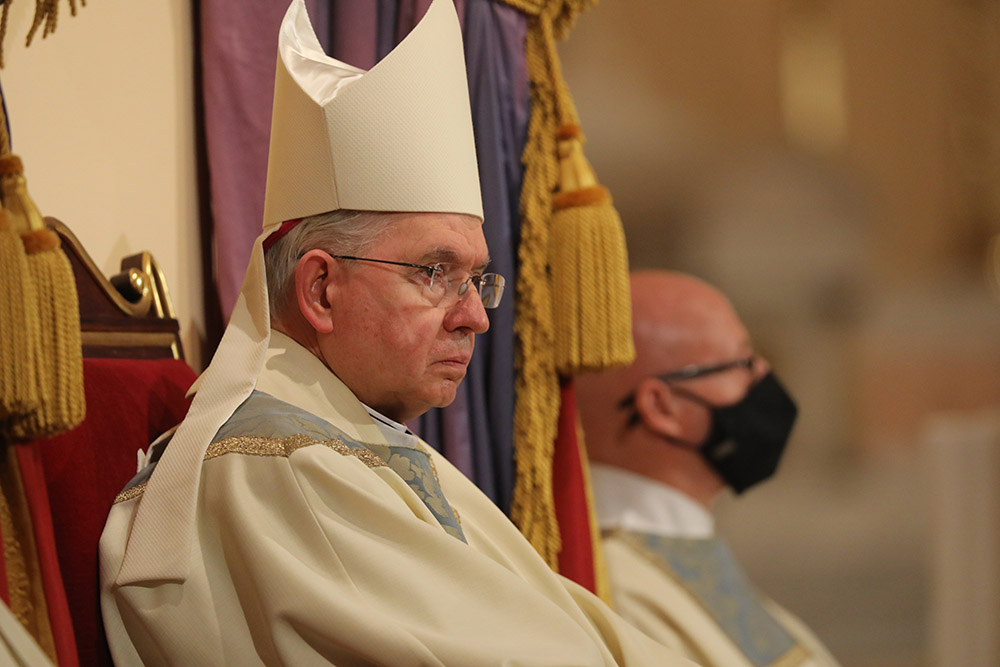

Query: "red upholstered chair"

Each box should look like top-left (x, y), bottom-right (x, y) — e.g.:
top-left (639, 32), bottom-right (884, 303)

top-left (29, 219), bottom-right (197, 667)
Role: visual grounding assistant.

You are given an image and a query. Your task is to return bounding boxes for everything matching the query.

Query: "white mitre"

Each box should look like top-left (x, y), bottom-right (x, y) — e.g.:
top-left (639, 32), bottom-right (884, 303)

top-left (114, 0), bottom-right (481, 585)
top-left (265, 0), bottom-right (482, 223)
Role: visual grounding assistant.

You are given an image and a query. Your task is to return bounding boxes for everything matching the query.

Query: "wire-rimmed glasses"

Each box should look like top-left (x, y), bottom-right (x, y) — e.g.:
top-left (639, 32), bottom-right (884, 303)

top-left (326, 254), bottom-right (505, 309)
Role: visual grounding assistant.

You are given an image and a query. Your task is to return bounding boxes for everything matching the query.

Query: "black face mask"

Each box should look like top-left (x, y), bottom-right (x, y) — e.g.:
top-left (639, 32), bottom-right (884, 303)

top-left (673, 372), bottom-right (798, 494)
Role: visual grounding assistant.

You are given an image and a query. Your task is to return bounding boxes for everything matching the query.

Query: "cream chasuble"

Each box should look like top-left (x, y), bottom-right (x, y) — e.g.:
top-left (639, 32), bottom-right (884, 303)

top-left (592, 465), bottom-right (840, 667)
top-left (0, 602), bottom-right (54, 667)
top-left (99, 334), bottom-right (695, 666)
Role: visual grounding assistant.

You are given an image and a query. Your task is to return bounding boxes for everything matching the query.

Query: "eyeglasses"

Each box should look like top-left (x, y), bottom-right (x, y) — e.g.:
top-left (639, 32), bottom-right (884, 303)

top-left (656, 356), bottom-right (755, 383)
top-left (326, 254), bottom-right (505, 309)
top-left (617, 356), bottom-right (756, 426)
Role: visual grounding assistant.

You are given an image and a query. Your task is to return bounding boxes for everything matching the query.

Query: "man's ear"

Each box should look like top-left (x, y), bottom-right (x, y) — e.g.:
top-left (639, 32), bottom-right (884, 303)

top-left (295, 250), bottom-right (337, 334)
top-left (634, 377), bottom-right (684, 438)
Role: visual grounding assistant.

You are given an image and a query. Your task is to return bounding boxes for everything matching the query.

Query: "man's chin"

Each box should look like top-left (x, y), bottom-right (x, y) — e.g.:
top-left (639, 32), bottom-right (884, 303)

top-left (401, 374), bottom-right (466, 420)
top-left (428, 381), bottom-right (462, 409)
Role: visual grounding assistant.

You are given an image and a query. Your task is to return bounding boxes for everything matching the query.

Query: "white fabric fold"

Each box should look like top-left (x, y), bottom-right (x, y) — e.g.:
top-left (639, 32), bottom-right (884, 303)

top-left (589, 463), bottom-right (715, 539)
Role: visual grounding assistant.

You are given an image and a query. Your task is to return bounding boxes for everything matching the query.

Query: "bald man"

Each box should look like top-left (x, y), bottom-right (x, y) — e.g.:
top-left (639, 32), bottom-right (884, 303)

top-left (577, 270), bottom-right (839, 667)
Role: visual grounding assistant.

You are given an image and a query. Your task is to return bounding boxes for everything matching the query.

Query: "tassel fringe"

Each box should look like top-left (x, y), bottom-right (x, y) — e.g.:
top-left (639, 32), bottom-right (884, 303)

top-left (549, 198), bottom-right (634, 374)
top-left (502, 0), bottom-right (611, 569)
top-left (0, 211), bottom-right (40, 419)
top-left (0, 0), bottom-right (86, 69)
top-left (6, 229), bottom-right (84, 439)
top-left (0, 156), bottom-right (85, 440)
top-left (507, 9), bottom-right (567, 568)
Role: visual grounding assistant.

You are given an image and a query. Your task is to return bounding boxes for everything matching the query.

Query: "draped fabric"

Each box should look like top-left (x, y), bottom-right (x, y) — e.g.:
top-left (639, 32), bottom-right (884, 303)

top-left (10, 444), bottom-right (78, 667)
top-left (199, 1), bottom-right (526, 510)
top-left (552, 379), bottom-right (595, 592)
top-left (200, 0), bottom-right (329, 319)
top-left (325, 1), bottom-right (376, 67)
top-left (0, 442), bottom-right (78, 666)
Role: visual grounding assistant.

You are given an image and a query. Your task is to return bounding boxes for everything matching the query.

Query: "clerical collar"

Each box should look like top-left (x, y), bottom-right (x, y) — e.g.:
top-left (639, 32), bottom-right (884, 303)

top-left (362, 404), bottom-right (422, 448)
top-left (589, 463), bottom-right (714, 539)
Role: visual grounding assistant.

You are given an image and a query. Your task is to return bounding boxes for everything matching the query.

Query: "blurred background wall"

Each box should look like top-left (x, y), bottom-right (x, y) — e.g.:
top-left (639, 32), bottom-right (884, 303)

top-left (560, 1), bottom-right (1000, 665)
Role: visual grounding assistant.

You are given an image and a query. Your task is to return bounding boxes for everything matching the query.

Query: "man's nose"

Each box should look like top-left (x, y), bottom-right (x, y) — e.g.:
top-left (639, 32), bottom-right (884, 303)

top-left (446, 290), bottom-right (490, 334)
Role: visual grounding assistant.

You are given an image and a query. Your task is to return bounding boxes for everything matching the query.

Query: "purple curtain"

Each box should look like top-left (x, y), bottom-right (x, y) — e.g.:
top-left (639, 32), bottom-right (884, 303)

top-left (199, 0), bottom-right (527, 511)
top-left (326, 1), bottom-right (377, 67)
top-left (200, 0), bottom-right (331, 319)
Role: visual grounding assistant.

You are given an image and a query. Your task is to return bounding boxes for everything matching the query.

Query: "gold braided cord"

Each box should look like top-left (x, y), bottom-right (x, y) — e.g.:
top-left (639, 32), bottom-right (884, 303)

top-left (0, 96), bottom-right (8, 155)
top-left (502, 0), bottom-right (597, 568)
top-left (0, 1), bottom-right (10, 68)
top-left (26, 0), bottom-right (83, 47)
top-left (502, 0), bottom-right (635, 570)
top-left (500, 0), bottom-right (596, 40)
top-left (0, 0), bottom-right (85, 67)
top-left (26, 0), bottom-right (56, 47)
top-left (510, 17), bottom-right (562, 566)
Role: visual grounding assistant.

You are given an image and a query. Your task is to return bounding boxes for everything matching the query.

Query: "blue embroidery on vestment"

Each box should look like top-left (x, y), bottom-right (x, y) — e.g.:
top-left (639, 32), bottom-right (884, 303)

top-left (624, 531), bottom-right (798, 666)
top-left (219, 391), bottom-right (467, 542)
top-left (366, 442), bottom-right (465, 542)
top-left (216, 392), bottom-right (349, 442)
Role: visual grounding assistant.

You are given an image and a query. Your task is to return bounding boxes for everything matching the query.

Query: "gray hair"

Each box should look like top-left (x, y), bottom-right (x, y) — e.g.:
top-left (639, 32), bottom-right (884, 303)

top-left (265, 209), bottom-right (405, 320)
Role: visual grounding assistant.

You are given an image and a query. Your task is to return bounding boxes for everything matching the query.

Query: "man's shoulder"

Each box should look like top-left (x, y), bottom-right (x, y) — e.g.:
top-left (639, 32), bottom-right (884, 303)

top-left (215, 390), bottom-right (351, 443)
top-left (115, 391), bottom-right (383, 502)
top-left (203, 390), bottom-right (388, 469)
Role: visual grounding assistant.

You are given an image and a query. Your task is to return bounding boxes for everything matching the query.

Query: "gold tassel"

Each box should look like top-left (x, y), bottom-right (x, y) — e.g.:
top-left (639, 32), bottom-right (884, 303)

top-left (550, 124), bottom-right (634, 374)
top-left (0, 209), bottom-right (40, 420)
top-left (0, 39), bottom-right (39, 420)
top-left (0, 155), bottom-right (84, 439)
top-left (507, 6), bottom-right (566, 568)
top-left (500, 0), bottom-right (625, 569)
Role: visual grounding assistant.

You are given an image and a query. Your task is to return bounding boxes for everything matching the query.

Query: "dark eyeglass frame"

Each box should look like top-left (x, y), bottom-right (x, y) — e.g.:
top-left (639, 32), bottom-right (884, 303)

top-left (617, 355), bottom-right (756, 422)
top-left (325, 254), bottom-right (504, 308)
top-left (656, 356), bottom-right (755, 383)
top-left (327, 254), bottom-right (439, 278)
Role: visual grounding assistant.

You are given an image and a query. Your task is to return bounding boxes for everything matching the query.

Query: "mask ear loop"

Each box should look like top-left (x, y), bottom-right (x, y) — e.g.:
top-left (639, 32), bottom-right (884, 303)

top-left (616, 393), bottom-right (643, 429)
top-left (618, 378), bottom-right (716, 419)
top-left (617, 379), bottom-right (720, 450)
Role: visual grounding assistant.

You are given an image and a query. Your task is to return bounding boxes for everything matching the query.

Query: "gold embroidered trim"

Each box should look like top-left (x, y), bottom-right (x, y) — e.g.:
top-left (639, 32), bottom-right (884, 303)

top-left (205, 434), bottom-right (387, 469)
top-left (114, 482), bottom-right (147, 504)
top-left (112, 435), bottom-right (388, 504)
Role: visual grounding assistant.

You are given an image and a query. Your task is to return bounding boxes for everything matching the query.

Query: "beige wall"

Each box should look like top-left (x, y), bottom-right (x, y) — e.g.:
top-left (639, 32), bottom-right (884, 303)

top-left (3, 0), bottom-right (204, 370)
